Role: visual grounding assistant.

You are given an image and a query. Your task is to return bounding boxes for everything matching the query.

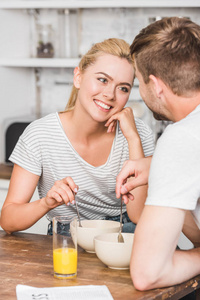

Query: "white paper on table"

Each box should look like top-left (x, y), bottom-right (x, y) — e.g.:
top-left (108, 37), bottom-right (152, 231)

top-left (16, 284), bottom-right (114, 300)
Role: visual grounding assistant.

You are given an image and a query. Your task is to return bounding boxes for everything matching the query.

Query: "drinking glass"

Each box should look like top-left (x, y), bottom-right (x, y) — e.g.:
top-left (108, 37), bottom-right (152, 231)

top-left (53, 216), bottom-right (77, 279)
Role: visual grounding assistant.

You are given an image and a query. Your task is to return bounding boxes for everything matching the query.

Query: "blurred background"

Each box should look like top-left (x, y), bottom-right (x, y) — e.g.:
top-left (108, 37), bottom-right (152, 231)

top-left (0, 1), bottom-right (198, 245)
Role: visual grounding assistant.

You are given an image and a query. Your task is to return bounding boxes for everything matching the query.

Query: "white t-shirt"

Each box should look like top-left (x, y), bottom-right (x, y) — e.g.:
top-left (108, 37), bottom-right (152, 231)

top-left (146, 105), bottom-right (200, 229)
top-left (10, 112), bottom-right (154, 221)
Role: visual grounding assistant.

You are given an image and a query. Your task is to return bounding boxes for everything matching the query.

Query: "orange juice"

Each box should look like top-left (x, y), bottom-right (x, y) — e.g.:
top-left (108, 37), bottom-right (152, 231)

top-left (53, 248), bottom-right (77, 278)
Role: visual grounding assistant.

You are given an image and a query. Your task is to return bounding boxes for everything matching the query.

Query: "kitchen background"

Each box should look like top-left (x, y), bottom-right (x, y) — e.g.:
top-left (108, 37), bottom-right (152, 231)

top-left (0, 0), bottom-right (199, 246)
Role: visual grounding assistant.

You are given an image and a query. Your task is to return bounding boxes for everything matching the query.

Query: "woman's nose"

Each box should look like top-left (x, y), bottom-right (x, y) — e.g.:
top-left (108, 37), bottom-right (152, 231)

top-left (103, 86), bottom-right (115, 100)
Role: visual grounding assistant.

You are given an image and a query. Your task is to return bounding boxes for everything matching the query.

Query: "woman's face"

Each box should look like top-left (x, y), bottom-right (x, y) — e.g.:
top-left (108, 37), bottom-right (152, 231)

top-left (74, 54), bottom-right (134, 123)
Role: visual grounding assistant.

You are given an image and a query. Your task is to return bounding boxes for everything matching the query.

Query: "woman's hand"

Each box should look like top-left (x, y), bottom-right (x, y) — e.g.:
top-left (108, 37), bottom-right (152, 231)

top-left (106, 107), bottom-right (144, 160)
top-left (43, 177), bottom-right (78, 209)
top-left (105, 107), bottom-right (139, 141)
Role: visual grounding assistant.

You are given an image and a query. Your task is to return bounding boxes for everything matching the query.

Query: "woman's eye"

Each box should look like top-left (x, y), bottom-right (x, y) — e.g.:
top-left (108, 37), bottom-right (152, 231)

top-left (98, 78), bottom-right (107, 83)
top-left (120, 86), bottom-right (129, 93)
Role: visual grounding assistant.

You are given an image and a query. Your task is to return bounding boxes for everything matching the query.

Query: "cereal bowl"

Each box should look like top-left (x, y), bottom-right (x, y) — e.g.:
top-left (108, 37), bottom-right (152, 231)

top-left (70, 219), bottom-right (120, 253)
top-left (94, 232), bottom-right (134, 269)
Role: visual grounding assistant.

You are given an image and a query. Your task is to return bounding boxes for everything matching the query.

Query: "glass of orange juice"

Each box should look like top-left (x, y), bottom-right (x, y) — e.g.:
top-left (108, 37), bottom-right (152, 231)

top-left (53, 216), bottom-right (77, 279)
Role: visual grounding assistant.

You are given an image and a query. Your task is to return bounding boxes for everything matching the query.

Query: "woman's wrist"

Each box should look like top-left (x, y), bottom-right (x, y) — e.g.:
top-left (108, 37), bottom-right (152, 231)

top-left (126, 131), bottom-right (141, 142)
top-left (128, 138), bottom-right (145, 160)
top-left (39, 197), bottom-right (52, 212)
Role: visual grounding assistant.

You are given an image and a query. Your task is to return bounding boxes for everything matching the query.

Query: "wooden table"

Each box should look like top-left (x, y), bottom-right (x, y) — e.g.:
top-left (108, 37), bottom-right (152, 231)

top-left (0, 230), bottom-right (200, 300)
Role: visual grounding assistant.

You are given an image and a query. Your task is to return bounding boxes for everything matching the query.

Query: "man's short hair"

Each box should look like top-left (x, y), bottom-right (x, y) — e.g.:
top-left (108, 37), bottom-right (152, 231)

top-left (131, 17), bottom-right (200, 96)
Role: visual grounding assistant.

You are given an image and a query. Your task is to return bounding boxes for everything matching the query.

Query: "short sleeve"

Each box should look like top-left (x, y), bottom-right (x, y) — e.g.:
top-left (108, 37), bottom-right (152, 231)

top-left (146, 125), bottom-right (200, 210)
top-left (9, 132), bottom-right (42, 176)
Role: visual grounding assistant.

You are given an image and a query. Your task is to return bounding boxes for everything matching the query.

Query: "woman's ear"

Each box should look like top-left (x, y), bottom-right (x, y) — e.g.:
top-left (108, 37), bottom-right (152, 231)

top-left (149, 74), bottom-right (163, 98)
top-left (73, 67), bottom-right (81, 89)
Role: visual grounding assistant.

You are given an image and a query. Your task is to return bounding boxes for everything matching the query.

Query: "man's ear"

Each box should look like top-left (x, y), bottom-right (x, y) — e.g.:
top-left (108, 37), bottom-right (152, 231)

top-left (149, 74), bottom-right (163, 98)
top-left (73, 67), bottom-right (81, 89)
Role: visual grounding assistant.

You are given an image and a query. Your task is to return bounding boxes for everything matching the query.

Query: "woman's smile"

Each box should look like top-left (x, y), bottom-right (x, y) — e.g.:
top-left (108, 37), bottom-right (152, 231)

top-left (93, 99), bottom-right (113, 111)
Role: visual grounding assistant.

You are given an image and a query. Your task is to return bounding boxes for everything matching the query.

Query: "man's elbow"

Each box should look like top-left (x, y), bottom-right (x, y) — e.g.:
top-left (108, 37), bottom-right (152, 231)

top-left (0, 219), bottom-right (13, 235)
top-left (0, 223), bottom-right (12, 235)
top-left (131, 271), bottom-right (154, 291)
top-left (130, 264), bottom-right (161, 291)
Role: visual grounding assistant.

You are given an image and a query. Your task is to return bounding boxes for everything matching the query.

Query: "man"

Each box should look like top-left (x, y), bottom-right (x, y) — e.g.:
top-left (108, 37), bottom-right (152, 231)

top-left (116, 17), bottom-right (200, 290)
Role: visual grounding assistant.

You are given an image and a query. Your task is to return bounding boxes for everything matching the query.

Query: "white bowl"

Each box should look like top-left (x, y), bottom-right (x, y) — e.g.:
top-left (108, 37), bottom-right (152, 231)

top-left (71, 219), bottom-right (120, 253)
top-left (94, 232), bottom-right (134, 269)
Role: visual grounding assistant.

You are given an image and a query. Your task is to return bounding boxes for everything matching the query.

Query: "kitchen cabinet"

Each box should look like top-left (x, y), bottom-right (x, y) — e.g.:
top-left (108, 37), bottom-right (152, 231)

top-left (0, 179), bottom-right (9, 208)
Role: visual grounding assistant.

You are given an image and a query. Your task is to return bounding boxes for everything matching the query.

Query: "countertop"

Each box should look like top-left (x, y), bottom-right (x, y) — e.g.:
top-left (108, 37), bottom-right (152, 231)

top-left (0, 164), bottom-right (13, 180)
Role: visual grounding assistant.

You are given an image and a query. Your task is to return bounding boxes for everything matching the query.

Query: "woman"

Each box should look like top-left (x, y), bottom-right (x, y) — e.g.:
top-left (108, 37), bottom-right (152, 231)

top-left (0, 38), bottom-right (154, 234)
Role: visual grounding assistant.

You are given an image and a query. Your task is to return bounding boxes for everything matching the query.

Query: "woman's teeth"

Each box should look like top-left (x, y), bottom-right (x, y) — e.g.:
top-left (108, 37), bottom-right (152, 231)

top-left (94, 100), bottom-right (111, 110)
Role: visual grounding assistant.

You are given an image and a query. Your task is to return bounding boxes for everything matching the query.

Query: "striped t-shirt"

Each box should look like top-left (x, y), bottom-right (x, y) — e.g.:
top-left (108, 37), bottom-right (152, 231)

top-left (9, 112), bottom-right (154, 221)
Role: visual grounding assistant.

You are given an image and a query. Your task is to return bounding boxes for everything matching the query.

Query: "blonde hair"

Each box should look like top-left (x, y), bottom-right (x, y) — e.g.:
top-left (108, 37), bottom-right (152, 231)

top-left (65, 38), bottom-right (134, 111)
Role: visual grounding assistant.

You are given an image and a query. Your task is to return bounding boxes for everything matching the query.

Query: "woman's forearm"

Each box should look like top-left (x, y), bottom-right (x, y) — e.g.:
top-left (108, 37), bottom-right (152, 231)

top-left (128, 135), bottom-right (145, 160)
top-left (0, 197), bottom-right (50, 234)
top-left (126, 136), bottom-right (147, 223)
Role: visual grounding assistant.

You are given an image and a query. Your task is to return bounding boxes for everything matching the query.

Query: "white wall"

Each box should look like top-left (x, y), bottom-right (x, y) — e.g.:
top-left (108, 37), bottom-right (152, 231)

top-left (0, 8), bottom-right (36, 161)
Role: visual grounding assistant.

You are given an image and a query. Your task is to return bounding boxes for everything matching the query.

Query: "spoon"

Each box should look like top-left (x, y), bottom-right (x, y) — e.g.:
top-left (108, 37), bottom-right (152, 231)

top-left (73, 192), bottom-right (82, 227)
top-left (109, 175), bottom-right (124, 242)
top-left (118, 196), bottom-right (124, 243)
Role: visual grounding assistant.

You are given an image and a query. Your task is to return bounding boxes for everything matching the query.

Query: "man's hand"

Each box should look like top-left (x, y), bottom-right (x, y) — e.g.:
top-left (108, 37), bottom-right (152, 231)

top-left (116, 156), bottom-right (152, 202)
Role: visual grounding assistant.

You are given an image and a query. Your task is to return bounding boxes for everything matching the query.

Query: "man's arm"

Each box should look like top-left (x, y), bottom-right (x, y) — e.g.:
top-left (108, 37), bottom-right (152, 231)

top-left (130, 205), bottom-right (200, 291)
top-left (182, 211), bottom-right (200, 248)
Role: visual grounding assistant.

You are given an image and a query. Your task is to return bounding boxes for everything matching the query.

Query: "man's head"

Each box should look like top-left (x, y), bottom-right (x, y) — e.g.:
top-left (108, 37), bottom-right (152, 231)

top-left (130, 17), bottom-right (200, 97)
